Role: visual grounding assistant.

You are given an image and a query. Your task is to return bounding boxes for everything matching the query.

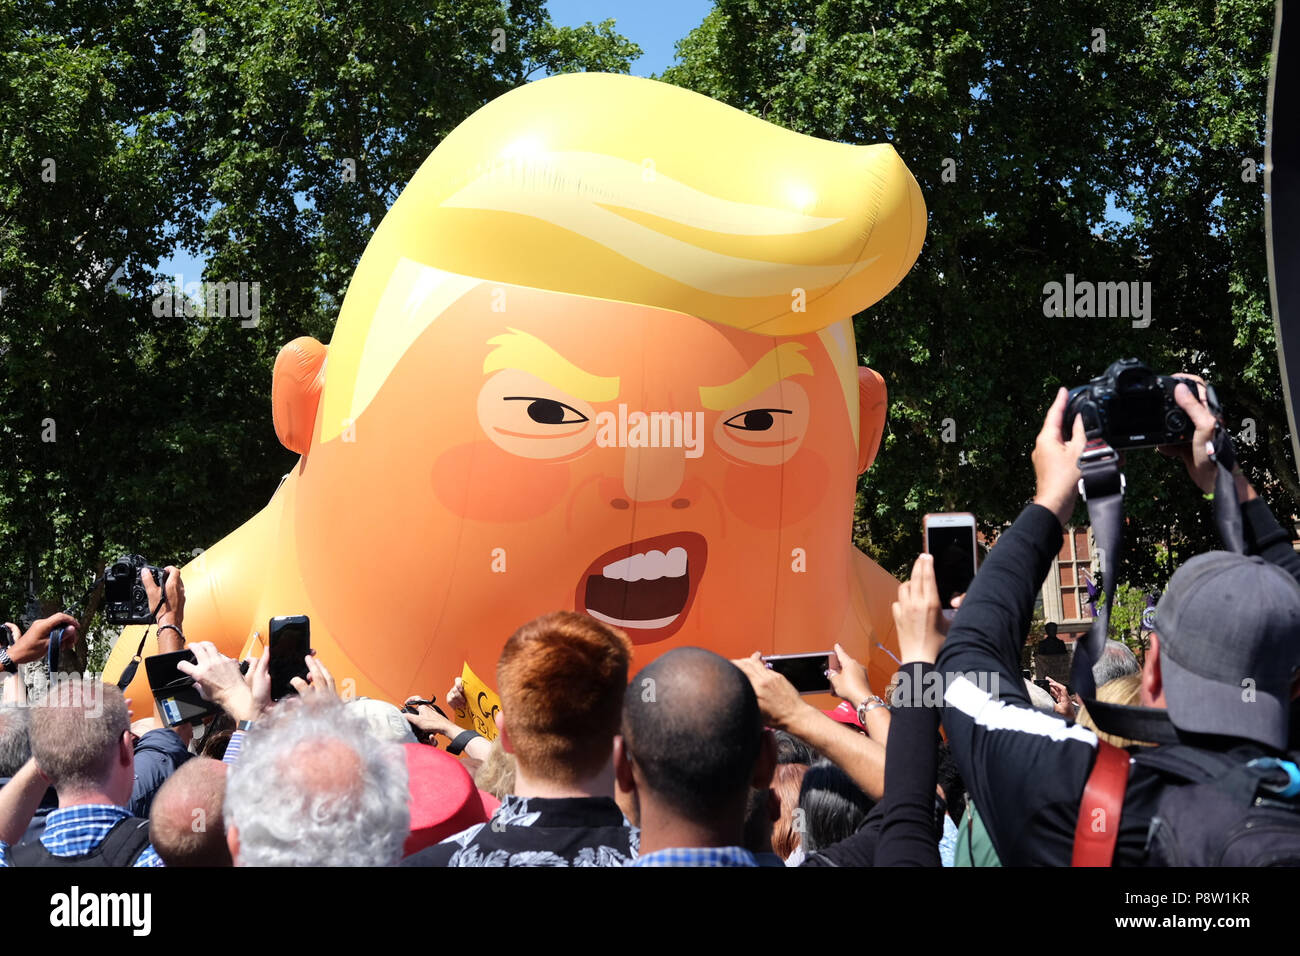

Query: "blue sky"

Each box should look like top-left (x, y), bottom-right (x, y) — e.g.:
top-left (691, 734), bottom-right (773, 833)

top-left (550, 0), bottom-right (714, 76)
top-left (157, 1), bottom-right (714, 282)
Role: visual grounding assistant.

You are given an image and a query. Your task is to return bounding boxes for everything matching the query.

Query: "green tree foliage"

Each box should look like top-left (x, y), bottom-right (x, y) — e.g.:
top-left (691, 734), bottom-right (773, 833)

top-left (0, 0), bottom-right (638, 668)
top-left (664, 0), bottom-right (1284, 592)
top-left (1107, 581), bottom-right (1153, 658)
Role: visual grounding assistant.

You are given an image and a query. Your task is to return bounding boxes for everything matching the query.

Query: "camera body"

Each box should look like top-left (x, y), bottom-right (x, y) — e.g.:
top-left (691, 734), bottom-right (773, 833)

top-left (1063, 358), bottom-right (1218, 450)
top-left (103, 555), bottom-right (169, 626)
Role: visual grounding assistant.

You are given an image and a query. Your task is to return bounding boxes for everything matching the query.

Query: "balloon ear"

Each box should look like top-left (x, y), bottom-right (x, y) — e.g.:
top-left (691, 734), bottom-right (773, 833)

top-left (857, 366), bottom-right (887, 475)
top-left (272, 337), bottom-right (328, 455)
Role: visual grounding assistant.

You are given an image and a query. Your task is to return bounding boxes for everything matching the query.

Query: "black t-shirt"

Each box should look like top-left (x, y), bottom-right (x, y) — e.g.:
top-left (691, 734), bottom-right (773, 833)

top-left (401, 795), bottom-right (638, 867)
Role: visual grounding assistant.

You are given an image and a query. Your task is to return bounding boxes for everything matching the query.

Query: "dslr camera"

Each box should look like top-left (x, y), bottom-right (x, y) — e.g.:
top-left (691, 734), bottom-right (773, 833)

top-left (1063, 358), bottom-right (1218, 450)
top-left (103, 555), bottom-right (169, 626)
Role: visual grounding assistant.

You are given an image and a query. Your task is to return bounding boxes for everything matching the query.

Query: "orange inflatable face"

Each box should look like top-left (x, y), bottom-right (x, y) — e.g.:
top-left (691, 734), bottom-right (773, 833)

top-left (293, 265), bottom-right (866, 694)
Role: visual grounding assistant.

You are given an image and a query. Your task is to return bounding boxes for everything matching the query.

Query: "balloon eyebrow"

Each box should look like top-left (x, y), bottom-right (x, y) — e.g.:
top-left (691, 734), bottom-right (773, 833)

top-left (699, 342), bottom-right (813, 411)
top-left (483, 328), bottom-right (620, 402)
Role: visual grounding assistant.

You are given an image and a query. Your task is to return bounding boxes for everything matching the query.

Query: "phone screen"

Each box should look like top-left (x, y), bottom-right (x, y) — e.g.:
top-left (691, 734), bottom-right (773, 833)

top-left (268, 616), bottom-right (311, 701)
top-left (764, 653), bottom-right (831, 694)
top-left (927, 523), bottom-right (977, 609)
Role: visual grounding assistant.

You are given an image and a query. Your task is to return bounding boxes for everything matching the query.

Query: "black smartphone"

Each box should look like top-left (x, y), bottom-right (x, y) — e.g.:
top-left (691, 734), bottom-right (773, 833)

top-left (923, 512), bottom-right (978, 610)
top-left (762, 652), bottom-right (832, 695)
top-left (1033, 677), bottom-right (1053, 694)
top-left (268, 615), bottom-right (311, 701)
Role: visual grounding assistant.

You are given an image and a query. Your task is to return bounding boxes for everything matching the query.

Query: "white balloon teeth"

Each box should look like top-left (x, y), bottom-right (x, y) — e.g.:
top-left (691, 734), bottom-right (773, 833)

top-left (600, 546), bottom-right (688, 582)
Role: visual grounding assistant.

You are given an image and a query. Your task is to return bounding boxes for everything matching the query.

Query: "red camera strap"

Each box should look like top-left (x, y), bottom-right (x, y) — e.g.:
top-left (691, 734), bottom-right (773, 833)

top-left (1072, 740), bottom-right (1131, 866)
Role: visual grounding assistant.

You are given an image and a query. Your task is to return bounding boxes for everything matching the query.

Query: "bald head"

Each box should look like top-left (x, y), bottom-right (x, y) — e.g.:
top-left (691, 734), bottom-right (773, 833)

top-left (622, 647), bottom-right (763, 821)
top-left (149, 758), bottom-right (231, 867)
top-left (284, 736), bottom-right (366, 803)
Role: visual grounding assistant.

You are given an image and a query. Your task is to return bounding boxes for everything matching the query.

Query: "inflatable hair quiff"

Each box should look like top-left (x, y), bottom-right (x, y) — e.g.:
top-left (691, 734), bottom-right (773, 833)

top-left (313, 72), bottom-right (926, 445)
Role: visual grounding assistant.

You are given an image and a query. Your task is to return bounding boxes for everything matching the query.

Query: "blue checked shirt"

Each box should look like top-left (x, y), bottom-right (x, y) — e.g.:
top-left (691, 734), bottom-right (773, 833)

top-left (0, 804), bottom-right (163, 867)
top-left (632, 846), bottom-right (759, 867)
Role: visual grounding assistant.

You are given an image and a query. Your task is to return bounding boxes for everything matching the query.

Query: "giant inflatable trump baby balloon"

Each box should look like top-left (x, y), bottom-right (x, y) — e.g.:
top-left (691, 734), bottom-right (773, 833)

top-left (108, 72), bottom-right (926, 706)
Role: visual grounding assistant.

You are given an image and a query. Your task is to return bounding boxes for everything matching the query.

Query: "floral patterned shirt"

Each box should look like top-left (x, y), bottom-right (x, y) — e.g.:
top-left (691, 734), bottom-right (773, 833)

top-left (401, 794), bottom-right (638, 867)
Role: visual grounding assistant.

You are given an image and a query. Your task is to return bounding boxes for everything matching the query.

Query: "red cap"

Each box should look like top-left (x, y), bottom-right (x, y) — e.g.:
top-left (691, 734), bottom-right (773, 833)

top-left (824, 700), bottom-right (866, 731)
top-left (402, 743), bottom-right (500, 856)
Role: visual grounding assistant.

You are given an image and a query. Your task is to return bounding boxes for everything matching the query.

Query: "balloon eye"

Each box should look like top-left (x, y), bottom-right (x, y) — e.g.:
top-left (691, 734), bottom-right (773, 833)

top-left (723, 408), bottom-right (792, 432)
top-left (504, 397), bottom-right (589, 425)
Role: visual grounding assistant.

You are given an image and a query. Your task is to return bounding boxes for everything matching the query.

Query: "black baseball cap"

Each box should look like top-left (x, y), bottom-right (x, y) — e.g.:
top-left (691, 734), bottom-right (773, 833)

top-left (1153, 552), bottom-right (1300, 751)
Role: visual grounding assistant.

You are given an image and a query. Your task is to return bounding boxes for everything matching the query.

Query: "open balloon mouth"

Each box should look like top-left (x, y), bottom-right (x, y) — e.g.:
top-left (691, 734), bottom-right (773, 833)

top-left (576, 532), bottom-right (707, 644)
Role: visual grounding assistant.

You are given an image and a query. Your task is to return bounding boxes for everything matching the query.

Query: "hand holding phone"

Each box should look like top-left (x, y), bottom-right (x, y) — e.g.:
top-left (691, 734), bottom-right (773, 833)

top-left (923, 512), bottom-right (978, 611)
top-left (893, 553), bottom-right (948, 665)
top-left (761, 652), bottom-right (833, 695)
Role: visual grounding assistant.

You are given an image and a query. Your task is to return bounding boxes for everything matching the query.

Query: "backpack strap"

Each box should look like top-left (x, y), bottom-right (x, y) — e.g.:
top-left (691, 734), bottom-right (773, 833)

top-left (1072, 740), bottom-right (1131, 867)
top-left (1133, 743), bottom-right (1238, 782)
top-left (8, 816), bottom-right (152, 867)
top-left (96, 817), bottom-right (153, 866)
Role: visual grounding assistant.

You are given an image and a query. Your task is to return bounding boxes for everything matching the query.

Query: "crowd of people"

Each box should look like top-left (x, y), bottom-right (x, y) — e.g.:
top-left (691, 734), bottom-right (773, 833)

top-left (1, 379), bottom-right (1298, 867)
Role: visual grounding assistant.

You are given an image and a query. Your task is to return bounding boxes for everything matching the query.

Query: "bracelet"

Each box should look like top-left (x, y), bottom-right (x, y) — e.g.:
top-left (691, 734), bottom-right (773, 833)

top-left (157, 624), bottom-right (185, 642)
top-left (447, 729), bottom-right (481, 756)
top-left (857, 696), bottom-right (887, 725)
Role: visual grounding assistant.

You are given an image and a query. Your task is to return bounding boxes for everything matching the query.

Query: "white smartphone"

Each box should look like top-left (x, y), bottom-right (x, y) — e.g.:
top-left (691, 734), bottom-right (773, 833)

top-left (923, 512), bottom-right (978, 612)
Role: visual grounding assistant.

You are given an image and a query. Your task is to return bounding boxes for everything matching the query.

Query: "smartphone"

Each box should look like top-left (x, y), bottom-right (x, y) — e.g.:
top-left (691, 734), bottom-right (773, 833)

top-left (145, 649), bottom-right (222, 726)
top-left (268, 615), bottom-right (311, 701)
top-left (762, 652), bottom-right (832, 695)
top-left (923, 512), bottom-right (978, 610)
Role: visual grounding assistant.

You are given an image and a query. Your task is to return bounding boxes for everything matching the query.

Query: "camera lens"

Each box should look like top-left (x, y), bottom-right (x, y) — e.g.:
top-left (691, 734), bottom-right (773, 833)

top-left (1166, 409), bottom-right (1189, 434)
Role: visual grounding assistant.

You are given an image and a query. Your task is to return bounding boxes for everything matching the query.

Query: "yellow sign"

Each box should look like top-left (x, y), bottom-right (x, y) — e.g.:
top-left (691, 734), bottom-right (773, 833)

top-left (453, 661), bottom-right (501, 741)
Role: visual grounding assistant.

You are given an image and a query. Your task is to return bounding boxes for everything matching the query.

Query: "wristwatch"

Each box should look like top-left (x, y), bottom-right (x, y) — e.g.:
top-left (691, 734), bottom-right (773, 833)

top-left (0, 647), bottom-right (16, 673)
top-left (856, 695), bottom-right (886, 725)
top-left (447, 729), bottom-right (481, 756)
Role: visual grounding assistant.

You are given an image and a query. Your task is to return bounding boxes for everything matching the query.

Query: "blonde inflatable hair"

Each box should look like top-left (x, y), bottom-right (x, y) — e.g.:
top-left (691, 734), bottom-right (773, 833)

top-left (320, 72), bottom-right (926, 443)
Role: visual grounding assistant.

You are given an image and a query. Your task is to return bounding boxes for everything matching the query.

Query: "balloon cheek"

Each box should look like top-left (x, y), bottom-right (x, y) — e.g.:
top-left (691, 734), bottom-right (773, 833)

top-left (723, 451), bottom-right (829, 529)
top-left (433, 441), bottom-right (570, 522)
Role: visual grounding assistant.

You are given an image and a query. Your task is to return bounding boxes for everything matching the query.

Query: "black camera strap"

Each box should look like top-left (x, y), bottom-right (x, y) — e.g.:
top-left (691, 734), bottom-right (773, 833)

top-left (1074, 428), bottom-right (1124, 700)
top-left (1208, 425), bottom-right (1246, 554)
top-left (115, 595), bottom-right (168, 691)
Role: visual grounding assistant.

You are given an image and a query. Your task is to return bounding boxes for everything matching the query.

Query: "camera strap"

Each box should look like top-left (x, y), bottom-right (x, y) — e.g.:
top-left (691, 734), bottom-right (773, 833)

top-left (114, 595), bottom-right (167, 691)
top-left (115, 631), bottom-right (150, 691)
top-left (1209, 425), bottom-right (1245, 554)
top-left (1073, 431), bottom-right (1124, 700)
